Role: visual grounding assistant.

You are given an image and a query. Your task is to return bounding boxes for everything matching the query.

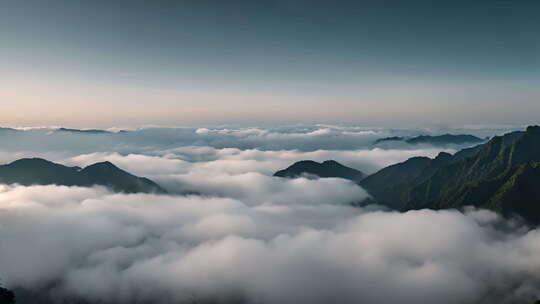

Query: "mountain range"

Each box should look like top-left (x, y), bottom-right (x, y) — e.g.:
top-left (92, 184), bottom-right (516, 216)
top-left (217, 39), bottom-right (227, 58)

top-left (4, 127), bottom-right (540, 223)
top-left (373, 134), bottom-right (485, 146)
top-left (275, 127), bottom-right (539, 224)
top-left (0, 158), bottom-right (166, 194)
top-left (362, 127), bottom-right (540, 223)
top-left (273, 160), bottom-right (366, 182)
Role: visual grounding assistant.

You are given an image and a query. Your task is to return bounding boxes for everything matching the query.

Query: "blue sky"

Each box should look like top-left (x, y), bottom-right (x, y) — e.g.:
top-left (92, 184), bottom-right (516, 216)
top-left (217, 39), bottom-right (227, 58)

top-left (1, 0), bottom-right (539, 127)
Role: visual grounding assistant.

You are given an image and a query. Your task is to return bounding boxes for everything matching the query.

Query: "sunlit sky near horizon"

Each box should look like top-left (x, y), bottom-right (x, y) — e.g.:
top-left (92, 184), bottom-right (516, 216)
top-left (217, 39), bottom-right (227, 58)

top-left (1, 0), bottom-right (539, 128)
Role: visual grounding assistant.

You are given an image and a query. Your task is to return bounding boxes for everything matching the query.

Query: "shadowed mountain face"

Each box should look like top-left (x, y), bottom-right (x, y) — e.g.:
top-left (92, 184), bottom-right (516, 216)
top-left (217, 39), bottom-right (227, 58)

top-left (274, 160), bottom-right (366, 182)
top-left (359, 155), bottom-right (444, 209)
top-left (374, 134), bottom-right (485, 146)
top-left (362, 127), bottom-right (540, 223)
top-left (0, 158), bottom-right (167, 194)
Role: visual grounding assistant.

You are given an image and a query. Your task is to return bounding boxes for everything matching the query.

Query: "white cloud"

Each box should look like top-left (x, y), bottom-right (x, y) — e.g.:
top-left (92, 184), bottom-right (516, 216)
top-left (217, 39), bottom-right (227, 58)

top-left (0, 185), bottom-right (539, 304)
top-left (62, 146), bottom-right (452, 180)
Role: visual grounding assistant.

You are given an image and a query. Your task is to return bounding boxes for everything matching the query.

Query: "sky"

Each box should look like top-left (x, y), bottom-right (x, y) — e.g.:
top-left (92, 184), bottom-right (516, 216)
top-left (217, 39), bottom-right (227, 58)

top-left (1, 0), bottom-right (539, 127)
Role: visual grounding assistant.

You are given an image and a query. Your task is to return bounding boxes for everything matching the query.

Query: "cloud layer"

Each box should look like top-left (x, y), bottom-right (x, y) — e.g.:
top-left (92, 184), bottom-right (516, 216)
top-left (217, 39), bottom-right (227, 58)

top-left (1, 124), bottom-right (503, 156)
top-left (1, 185), bottom-right (539, 304)
top-left (1, 124), bottom-right (536, 303)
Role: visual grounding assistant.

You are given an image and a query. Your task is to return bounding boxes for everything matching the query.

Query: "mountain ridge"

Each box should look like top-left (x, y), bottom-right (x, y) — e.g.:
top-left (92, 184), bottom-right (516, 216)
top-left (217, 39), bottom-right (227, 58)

top-left (0, 158), bottom-right (166, 194)
top-left (374, 133), bottom-right (485, 146)
top-left (361, 126), bottom-right (540, 223)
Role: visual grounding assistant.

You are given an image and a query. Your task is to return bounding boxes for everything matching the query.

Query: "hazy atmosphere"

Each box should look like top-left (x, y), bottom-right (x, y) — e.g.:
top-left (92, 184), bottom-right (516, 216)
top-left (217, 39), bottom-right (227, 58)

top-left (1, 0), bottom-right (539, 127)
top-left (1, 1), bottom-right (539, 304)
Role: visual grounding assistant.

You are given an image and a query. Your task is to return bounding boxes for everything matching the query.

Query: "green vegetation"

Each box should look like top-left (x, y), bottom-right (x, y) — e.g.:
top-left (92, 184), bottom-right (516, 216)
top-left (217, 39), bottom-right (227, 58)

top-left (362, 126), bottom-right (540, 224)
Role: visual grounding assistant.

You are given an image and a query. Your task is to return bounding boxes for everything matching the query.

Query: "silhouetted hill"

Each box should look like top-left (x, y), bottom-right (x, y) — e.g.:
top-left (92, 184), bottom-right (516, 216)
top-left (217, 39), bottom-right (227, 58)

top-left (373, 136), bottom-right (405, 144)
top-left (274, 160), bottom-right (366, 182)
top-left (362, 126), bottom-right (540, 223)
top-left (80, 161), bottom-right (165, 193)
top-left (0, 158), bottom-right (166, 194)
top-left (374, 134), bottom-right (485, 146)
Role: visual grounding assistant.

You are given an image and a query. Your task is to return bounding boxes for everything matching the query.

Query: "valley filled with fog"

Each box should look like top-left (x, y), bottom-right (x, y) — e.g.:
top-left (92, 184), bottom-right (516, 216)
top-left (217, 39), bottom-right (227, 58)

top-left (1, 124), bottom-right (539, 304)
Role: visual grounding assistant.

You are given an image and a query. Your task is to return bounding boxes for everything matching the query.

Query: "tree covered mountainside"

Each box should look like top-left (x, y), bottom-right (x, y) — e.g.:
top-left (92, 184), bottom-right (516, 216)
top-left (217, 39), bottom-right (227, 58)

top-left (361, 127), bottom-right (540, 223)
top-left (0, 158), bottom-right (166, 194)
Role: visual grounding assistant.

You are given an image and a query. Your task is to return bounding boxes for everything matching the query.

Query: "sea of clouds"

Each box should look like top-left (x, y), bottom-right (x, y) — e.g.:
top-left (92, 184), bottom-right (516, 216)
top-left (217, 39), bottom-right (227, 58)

top-left (1, 124), bottom-right (538, 304)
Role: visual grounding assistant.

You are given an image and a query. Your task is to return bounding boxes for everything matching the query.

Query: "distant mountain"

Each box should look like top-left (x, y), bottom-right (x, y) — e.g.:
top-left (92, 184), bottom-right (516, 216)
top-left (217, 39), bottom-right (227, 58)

top-left (0, 127), bottom-right (20, 134)
top-left (362, 127), bottom-right (540, 223)
top-left (274, 160), bottom-right (366, 182)
top-left (57, 128), bottom-right (111, 134)
top-left (373, 136), bottom-right (405, 144)
top-left (406, 134), bottom-right (485, 145)
top-left (0, 158), bottom-right (166, 194)
top-left (374, 134), bottom-right (485, 146)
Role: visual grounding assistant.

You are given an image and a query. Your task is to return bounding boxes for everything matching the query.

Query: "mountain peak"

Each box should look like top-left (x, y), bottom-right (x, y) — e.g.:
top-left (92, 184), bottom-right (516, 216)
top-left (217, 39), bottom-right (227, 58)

top-left (322, 160), bottom-right (340, 165)
top-left (435, 152), bottom-right (452, 160)
top-left (0, 158), bottom-right (166, 194)
top-left (7, 158), bottom-right (68, 170)
top-left (84, 161), bottom-right (119, 170)
top-left (10, 157), bottom-right (52, 165)
top-left (526, 125), bottom-right (540, 134)
top-left (274, 160), bottom-right (365, 182)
